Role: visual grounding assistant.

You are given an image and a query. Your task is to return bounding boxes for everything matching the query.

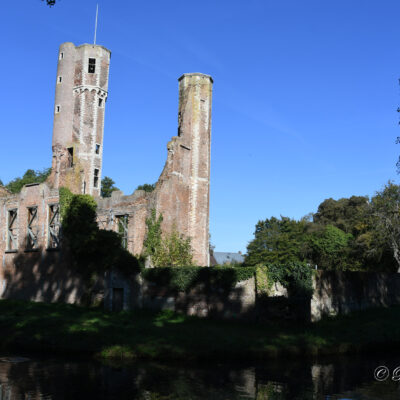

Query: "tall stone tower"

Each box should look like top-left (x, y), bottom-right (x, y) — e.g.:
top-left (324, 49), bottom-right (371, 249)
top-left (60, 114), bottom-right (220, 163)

top-left (50, 42), bottom-right (111, 196)
top-left (155, 73), bottom-right (213, 266)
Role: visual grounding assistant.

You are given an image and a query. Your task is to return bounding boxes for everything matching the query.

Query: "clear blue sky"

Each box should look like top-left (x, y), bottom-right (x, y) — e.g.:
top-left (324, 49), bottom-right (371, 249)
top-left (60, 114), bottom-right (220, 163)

top-left (1, 0), bottom-right (399, 253)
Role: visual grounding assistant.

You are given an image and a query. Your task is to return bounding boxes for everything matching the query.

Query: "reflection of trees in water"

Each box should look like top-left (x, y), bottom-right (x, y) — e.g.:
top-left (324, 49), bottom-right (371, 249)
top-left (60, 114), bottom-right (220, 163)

top-left (0, 355), bottom-right (398, 399)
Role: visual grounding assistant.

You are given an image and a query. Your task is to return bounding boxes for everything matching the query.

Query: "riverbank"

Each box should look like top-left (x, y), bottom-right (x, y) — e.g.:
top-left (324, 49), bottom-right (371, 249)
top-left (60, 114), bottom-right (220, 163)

top-left (0, 299), bottom-right (399, 361)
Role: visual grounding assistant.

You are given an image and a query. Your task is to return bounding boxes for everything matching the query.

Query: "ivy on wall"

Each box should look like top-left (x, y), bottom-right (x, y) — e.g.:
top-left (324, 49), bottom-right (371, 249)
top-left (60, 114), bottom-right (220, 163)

top-left (59, 187), bottom-right (140, 280)
top-left (142, 266), bottom-right (256, 293)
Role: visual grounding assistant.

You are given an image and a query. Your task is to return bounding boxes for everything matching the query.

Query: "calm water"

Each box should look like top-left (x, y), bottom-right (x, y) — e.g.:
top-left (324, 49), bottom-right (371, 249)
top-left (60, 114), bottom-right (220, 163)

top-left (0, 352), bottom-right (399, 399)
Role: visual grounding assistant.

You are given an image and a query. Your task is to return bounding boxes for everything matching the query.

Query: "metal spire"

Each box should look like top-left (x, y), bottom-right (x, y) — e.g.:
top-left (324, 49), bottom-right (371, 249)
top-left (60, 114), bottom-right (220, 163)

top-left (94, 4), bottom-right (99, 45)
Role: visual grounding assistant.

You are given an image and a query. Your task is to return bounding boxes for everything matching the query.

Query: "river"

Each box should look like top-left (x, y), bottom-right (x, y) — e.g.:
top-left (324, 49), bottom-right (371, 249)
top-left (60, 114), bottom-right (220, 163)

top-left (0, 352), bottom-right (398, 399)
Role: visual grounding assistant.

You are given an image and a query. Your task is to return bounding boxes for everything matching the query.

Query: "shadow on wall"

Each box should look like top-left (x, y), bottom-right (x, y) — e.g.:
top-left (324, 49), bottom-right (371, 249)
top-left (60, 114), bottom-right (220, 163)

top-left (312, 271), bottom-right (400, 319)
top-left (2, 240), bottom-right (102, 305)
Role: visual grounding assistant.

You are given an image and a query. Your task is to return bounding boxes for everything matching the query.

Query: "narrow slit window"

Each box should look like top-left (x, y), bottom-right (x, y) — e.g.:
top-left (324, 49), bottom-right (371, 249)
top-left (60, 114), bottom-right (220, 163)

top-left (59, 52), bottom-right (64, 60)
top-left (98, 98), bottom-right (103, 107)
top-left (58, 76), bottom-right (62, 83)
top-left (26, 207), bottom-right (38, 250)
top-left (7, 209), bottom-right (18, 251)
top-left (95, 144), bottom-right (100, 154)
top-left (67, 147), bottom-right (74, 167)
top-left (48, 204), bottom-right (60, 249)
top-left (93, 169), bottom-right (99, 188)
top-left (55, 105), bottom-right (60, 113)
top-left (88, 58), bottom-right (96, 73)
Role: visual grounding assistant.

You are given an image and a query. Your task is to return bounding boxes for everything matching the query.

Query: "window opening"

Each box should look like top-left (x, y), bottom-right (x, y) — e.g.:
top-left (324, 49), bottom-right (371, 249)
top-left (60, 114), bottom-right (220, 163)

top-left (98, 98), bottom-right (103, 107)
top-left (58, 76), bottom-right (62, 83)
top-left (48, 204), bottom-right (61, 249)
top-left (93, 169), bottom-right (99, 188)
top-left (26, 207), bottom-right (38, 250)
top-left (88, 58), bottom-right (96, 73)
top-left (7, 209), bottom-right (18, 251)
top-left (55, 105), bottom-right (60, 113)
top-left (116, 215), bottom-right (128, 249)
top-left (59, 52), bottom-right (64, 60)
top-left (95, 144), bottom-right (100, 154)
top-left (67, 147), bottom-right (74, 167)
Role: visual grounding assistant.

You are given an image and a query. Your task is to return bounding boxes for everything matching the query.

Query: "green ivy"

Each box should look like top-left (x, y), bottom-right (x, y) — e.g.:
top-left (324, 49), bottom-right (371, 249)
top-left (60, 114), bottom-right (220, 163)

top-left (59, 187), bottom-right (140, 280)
top-left (142, 266), bottom-right (256, 293)
top-left (257, 262), bottom-right (314, 298)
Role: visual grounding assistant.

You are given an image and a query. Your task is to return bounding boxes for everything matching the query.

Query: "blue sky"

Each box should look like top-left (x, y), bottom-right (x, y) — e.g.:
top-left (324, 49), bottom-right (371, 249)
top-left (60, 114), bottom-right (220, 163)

top-left (0, 0), bottom-right (399, 253)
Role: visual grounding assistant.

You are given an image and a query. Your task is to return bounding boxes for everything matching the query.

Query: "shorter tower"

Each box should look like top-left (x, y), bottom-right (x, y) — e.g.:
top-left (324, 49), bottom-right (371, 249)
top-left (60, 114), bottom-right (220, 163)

top-left (49, 42), bottom-right (111, 196)
top-left (155, 73), bottom-right (213, 266)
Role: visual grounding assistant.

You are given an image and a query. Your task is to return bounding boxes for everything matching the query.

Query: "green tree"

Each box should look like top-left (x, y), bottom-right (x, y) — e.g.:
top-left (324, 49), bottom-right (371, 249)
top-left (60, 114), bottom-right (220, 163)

top-left (60, 187), bottom-right (140, 279)
top-left (136, 183), bottom-right (156, 192)
top-left (143, 209), bottom-right (163, 262)
top-left (143, 209), bottom-right (193, 267)
top-left (100, 176), bottom-right (119, 198)
top-left (0, 179), bottom-right (3, 186)
top-left (371, 182), bottom-right (400, 271)
top-left (245, 216), bottom-right (312, 266)
top-left (308, 225), bottom-right (353, 270)
top-left (6, 168), bottom-right (51, 194)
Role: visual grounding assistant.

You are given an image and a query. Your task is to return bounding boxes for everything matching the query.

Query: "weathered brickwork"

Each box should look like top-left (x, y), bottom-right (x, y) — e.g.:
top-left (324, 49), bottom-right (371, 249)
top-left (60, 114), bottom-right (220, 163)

top-left (0, 42), bottom-right (212, 303)
top-left (48, 43), bottom-right (110, 196)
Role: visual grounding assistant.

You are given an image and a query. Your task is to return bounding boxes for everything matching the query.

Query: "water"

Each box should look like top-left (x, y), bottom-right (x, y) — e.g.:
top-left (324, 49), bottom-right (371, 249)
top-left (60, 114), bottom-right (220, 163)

top-left (0, 352), bottom-right (398, 399)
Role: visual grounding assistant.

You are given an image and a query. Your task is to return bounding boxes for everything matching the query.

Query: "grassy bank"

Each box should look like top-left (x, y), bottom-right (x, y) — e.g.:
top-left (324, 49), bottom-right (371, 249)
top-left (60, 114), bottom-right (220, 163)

top-left (0, 299), bottom-right (399, 361)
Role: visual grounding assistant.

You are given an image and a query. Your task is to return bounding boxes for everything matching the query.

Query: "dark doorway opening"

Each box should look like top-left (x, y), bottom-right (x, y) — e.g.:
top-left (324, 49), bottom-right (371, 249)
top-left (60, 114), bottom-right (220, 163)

top-left (112, 288), bottom-right (124, 312)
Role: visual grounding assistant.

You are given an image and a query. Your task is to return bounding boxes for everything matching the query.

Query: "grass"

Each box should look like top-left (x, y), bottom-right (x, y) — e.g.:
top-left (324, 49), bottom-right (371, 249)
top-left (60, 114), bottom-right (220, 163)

top-left (0, 299), bottom-right (399, 361)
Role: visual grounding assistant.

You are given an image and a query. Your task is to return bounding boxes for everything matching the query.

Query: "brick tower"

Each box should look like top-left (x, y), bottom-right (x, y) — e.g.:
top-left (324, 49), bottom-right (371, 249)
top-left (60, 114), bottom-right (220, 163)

top-left (155, 73), bottom-right (213, 266)
top-left (49, 42), bottom-right (111, 196)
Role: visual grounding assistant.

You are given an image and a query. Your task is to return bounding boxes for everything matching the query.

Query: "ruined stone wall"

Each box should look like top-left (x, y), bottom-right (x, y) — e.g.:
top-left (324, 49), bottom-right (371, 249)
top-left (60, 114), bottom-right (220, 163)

top-left (0, 183), bottom-right (90, 303)
top-left (311, 271), bottom-right (400, 321)
top-left (96, 189), bottom-right (154, 256)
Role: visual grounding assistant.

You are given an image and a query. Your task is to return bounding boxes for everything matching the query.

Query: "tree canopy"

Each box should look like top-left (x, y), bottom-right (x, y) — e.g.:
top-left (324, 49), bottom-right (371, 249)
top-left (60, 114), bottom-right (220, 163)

top-left (100, 176), bottom-right (119, 198)
top-left (4, 168), bottom-right (51, 194)
top-left (136, 183), bottom-right (156, 192)
top-left (245, 184), bottom-right (400, 272)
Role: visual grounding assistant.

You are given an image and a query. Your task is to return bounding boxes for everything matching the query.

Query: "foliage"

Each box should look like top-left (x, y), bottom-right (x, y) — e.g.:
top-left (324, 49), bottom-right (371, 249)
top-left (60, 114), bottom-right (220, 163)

top-left (246, 188), bottom-right (399, 272)
top-left (59, 187), bottom-right (140, 279)
top-left (0, 179), bottom-right (3, 186)
top-left (143, 209), bottom-right (194, 267)
top-left (371, 182), bottom-right (400, 271)
top-left (143, 209), bottom-right (163, 261)
top-left (136, 183), bottom-right (156, 192)
top-left (245, 217), bottom-right (311, 266)
top-left (5, 168), bottom-right (51, 194)
top-left (308, 225), bottom-right (353, 270)
top-left (259, 262), bottom-right (314, 298)
top-left (142, 266), bottom-right (256, 293)
top-left (100, 176), bottom-right (119, 198)
top-left (154, 228), bottom-right (194, 267)
top-left (313, 196), bottom-right (369, 235)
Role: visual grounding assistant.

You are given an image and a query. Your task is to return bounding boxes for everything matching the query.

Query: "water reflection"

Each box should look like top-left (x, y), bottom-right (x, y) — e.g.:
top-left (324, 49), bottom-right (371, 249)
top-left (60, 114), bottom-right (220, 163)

top-left (0, 353), bottom-right (398, 399)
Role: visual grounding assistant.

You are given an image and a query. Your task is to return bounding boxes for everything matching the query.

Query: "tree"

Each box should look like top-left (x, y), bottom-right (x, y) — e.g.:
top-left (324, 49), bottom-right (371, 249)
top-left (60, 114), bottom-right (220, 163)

top-left (143, 209), bottom-right (163, 262)
top-left (136, 183), bottom-right (156, 192)
top-left (0, 179), bottom-right (3, 186)
top-left (245, 216), bottom-right (312, 266)
top-left (143, 209), bottom-right (194, 267)
top-left (100, 176), bottom-right (119, 198)
top-left (371, 182), bottom-right (400, 272)
top-left (308, 225), bottom-right (353, 270)
top-left (5, 168), bottom-right (51, 194)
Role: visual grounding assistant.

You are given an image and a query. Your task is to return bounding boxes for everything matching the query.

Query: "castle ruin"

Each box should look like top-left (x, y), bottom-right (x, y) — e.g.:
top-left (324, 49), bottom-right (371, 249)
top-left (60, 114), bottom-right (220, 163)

top-left (0, 42), bottom-right (212, 303)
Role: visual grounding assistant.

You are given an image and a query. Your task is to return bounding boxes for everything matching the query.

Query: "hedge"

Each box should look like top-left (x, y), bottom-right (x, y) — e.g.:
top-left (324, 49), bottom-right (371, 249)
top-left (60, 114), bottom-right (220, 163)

top-left (141, 266), bottom-right (256, 292)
